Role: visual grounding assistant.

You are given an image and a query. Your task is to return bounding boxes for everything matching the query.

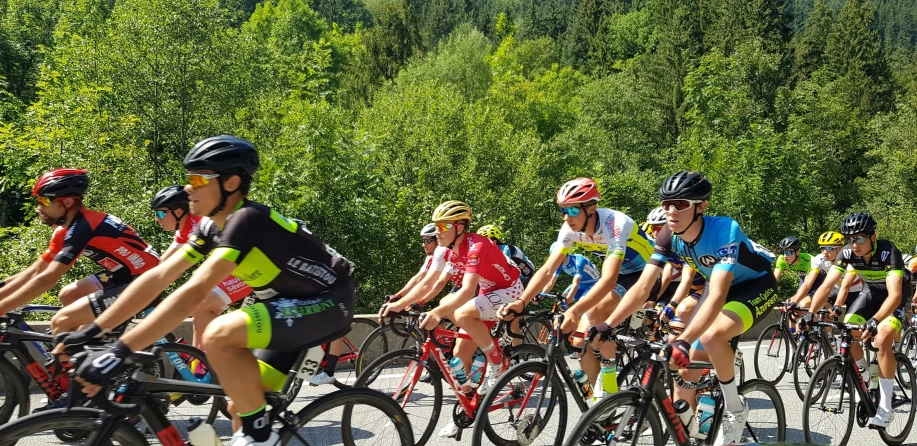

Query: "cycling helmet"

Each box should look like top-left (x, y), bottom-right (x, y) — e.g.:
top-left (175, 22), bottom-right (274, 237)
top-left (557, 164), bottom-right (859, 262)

top-left (477, 224), bottom-right (502, 241)
top-left (904, 254), bottom-right (914, 266)
top-left (32, 169), bottom-right (89, 198)
top-left (151, 186), bottom-right (189, 210)
top-left (420, 223), bottom-right (436, 237)
top-left (183, 135), bottom-right (259, 176)
top-left (818, 231), bottom-right (845, 246)
top-left (640, 222), bottom-right (655, 235)
top-left (556, 178), bottom-right (600, 205)
top-left (778, 236), bottom-right (802, 251)
top-left (840, 212), bottom-right (877, 235)
top-left (431, 200), bottom-right (472, 222)
top-left (659, 171), bottom-right (711, 201)
top-left (646, 207), bottom-right (666, 225)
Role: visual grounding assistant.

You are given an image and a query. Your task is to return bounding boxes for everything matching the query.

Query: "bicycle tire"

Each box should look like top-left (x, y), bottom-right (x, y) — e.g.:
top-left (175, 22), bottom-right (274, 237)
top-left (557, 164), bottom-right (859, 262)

top-left (562, 390), bottom-right (664, 446)
top-left (803, 357), bottom-right (854, 445)
top-left (519, 316), bottom-right (552, 348)
top-left (356, 322), bottom-right (423, 377)
top-left (333, 318), bottom-right (381, 389)
top-left (0, 407), bottom-right (149, 446)
top-left (347, 348), bottom-right (442, 445)
top-left (754, 323), bottom-right (790, 384)
top-left (470, 359), bottom-right (567, 446)
top-left (878, 352), bottom-right (917, 445)
top-left (0, 355), bottom-right (28, 425)
top-left (792, 336), bottom-right (830, 401)
top-left (283, 387), bottom-right (414, 446)
top-left (738, 379), bottom-right (787, 443)
top-left (617, 356), bottom-right (673, 392)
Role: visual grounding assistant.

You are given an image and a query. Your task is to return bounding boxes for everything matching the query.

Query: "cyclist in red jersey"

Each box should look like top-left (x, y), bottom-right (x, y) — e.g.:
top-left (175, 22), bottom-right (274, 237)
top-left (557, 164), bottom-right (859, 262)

top-left (0, 169), bottom-right (160, 334)
top-left (151, 186), bottom-right (253, 350)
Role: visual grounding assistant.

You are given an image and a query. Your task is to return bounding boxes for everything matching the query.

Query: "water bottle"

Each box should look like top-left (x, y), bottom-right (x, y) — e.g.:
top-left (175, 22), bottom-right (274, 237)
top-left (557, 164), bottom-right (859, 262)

top-left (449, 357), bottom-right (467, 384)
top-left (469, 355), bottom-right (486, 385)
top-left (573, 369), bottom-right (593, 399)
top-left (694, 394), bottom-right (716, 440)
top-left (187, 418), bottom-right (221, 446)
top-left (675, 399), bottom-right (694, 430)
top-left (868, 361), bottom-right (879, 390)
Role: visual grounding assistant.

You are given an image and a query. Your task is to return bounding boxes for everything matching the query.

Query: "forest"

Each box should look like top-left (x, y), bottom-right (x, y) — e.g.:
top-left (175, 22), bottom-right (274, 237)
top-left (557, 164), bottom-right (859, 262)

top-left (1, 0), bottom-right (916, 311)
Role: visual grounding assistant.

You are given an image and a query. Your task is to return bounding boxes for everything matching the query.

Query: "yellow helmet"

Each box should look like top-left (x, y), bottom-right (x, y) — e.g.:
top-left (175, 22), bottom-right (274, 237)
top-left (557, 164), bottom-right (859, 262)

top-left (818, 231), bottom-right (845, 246)
top-left (640, 222), bottom-right (655, 235)
top-left (431, 200), bottom-right (472, 222)
top-left (477, 224), bottom-right (502, 240)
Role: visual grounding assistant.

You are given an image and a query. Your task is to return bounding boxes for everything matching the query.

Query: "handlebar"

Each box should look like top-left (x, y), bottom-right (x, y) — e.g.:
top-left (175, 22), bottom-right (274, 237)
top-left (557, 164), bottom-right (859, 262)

top-left (67, 347), bottom-right (164, 416)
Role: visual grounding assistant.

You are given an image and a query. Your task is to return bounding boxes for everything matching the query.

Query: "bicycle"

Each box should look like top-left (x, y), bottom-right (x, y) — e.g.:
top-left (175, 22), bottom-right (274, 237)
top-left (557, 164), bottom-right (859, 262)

top-left (791, 308), bottom-right (837, 401)
top-left (564, 334), bottom-right (786, 446)
top-left (802, 320), bottom-right (916, 445)
top-left (348, 310), bottom-right (545, 445)
top-left (753, 304), bottom-right (813, 383)
top-left (0, 335), bottom-right (415, 446)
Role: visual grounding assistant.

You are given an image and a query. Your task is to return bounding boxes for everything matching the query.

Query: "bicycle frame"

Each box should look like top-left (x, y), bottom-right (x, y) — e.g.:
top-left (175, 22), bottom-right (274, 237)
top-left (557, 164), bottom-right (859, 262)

top-left (816, 322), bottom-right (878, 418)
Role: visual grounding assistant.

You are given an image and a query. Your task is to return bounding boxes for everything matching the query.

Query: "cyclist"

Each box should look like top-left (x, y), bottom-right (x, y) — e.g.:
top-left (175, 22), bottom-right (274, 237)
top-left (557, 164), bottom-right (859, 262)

top-left (805, 212), bottom-right (911, 428)
top-left (476, 224), bottom-right (536, 287)
top-left (501, 177), bottom-right (656, 396)
top-left (386, 223), bottom-right (440, 302)
top-left (598, 171), bottom-right (779, 444)
top-left (645, 206), bottom-right (683, 308)
top-left (150, 185), bottom-right (253, 352)
top-left (813, 230), bottom-right (864, 312)
top-left (540, 242), bottom-right (601, 309)
top-left (61, 135), bottom-right (355, 446)
top-left (0, 169), bottom-right (160, 334)
top-left (775, 236), bottom-right (827, 333)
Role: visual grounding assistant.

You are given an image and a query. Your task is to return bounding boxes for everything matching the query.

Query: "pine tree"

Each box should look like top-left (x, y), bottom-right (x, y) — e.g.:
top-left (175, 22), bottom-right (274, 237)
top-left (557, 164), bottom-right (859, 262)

top-left (825, 0), bottom-right (893, 113)
top-left (793, 0), bottom-right (834, 80)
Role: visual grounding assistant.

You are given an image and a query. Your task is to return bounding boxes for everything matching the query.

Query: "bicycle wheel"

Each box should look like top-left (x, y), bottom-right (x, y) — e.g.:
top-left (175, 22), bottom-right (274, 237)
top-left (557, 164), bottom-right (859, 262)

top-left (0, 407), bottom-right (149, 445)
top-left (519, 316), bottom-right (552, 348)
top-left (286, 387), bottom-right (414, 446)
top-left (793, 336), bottom-right (830, 401)
top-left (738, 379), bottom-right (786, 443)
top-left (562, 390), bottom-right (663, 446)
top-left (754, 323), bottom-right (790, 384)
top-left (333, 318), bottom-right (381, 389)
top-left (356, 322), bottom-right (423, 377)
top-left (348, 348), bottom-right (442, 445)
top-left (898, 328), bottom-right (917, 386)
top-left (471, 359), bottom-right (567, 446)
top-left (0, 356), bottom-right (27, 426)
top-left (617, 356), bottom-right (673, 392)
top-left (803, 357), bottom-right (854, 445)
top-left (878, 352), bottom-right (916, 445)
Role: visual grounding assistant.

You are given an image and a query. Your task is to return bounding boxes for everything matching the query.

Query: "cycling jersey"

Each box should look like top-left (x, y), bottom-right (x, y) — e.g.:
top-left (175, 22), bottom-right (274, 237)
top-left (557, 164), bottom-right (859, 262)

top-left (174, 214), bottom-right (252, 304)
top-left (418, 255), bottom-right (434, 273)
top-left (500, 244), bottom-right (536, 281)
top-left (555, 208), bottom-right (654, 275)
top-left (42, 207), bottom-right (159, 282)
top-left (834, 240), bottom-right (911, 330)
top-left (774, 253), bottom-right (820, 279)
top-left (429, 246), bottom-right (464, 285)
top-left (554, 254), bottom-right (601, 286)
top-left (813, 253), bottom-right (863, 294)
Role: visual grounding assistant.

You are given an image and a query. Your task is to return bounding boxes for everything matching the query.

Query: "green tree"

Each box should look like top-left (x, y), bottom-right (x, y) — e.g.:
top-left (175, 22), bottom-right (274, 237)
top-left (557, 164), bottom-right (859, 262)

top-left (792, 0), bottom-right (834, 80)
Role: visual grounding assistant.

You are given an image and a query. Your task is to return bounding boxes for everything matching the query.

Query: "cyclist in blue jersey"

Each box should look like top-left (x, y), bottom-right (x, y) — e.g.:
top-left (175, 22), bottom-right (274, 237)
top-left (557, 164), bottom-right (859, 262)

top-left (597, 171), bottom-right (778, 444)
top-left (540, 242), bottom-right (601, 308)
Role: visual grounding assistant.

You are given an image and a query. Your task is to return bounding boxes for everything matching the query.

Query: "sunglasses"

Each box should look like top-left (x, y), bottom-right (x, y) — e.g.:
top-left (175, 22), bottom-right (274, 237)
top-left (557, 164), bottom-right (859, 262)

top-left (155, 210), bottom-right (168, 219)
top-left (186, 173), bottom-right (220, 189)
top-left (819, 246), bottom-right (838, 252)
top-left (846, 235), bottom-right (870, 244)
top-left (781, 250), bottom-right (796, 256)
top-left (660, 199), bottom-right (703, 213)
top-left (559, 205), bottom-right (584, 217)
top-left (421, 237), bottom-right (436, 245)
top-left (435, 222), bottom-right (456, 233)
top-left (36, 196), bottom-right (52, 207)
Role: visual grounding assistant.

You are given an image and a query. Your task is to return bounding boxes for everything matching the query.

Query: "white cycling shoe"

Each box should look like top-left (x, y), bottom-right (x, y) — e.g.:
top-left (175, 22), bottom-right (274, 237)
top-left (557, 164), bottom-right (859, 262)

top-left (438, 421), bottom-right (459, 438)
top-left (716, 396), bottom-right (749, 445)
top-left (229, 430), bottom-right (279, 446)
top-left (309, 371), bottom-right (336, 386)
top-left (869, 406), bottom-right (894, 428)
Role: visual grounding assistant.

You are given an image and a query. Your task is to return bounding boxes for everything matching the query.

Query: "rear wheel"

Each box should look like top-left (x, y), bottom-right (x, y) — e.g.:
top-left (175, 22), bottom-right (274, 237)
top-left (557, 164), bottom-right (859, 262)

top-left (739, 379), bottom-right (786, 443)
top-left (290, 387), bottom-right (414, 445)
top-left (0, 408), bottom-right (149, 446)
top-left (356, 322), bottom-right (423, 377)
top-left (878, 353), bottom-right (916, 445)
top-left (754, 323), bottom-right (790, 384)
top-left (562, 390), bottom-right (663, 446)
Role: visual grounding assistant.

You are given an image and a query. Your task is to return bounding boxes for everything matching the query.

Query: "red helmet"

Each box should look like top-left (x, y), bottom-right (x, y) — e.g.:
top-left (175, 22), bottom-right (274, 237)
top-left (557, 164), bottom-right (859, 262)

top-left (556, 177), bottom-right (600, 205)
top-left (32, 169), bottom-right (90, 198)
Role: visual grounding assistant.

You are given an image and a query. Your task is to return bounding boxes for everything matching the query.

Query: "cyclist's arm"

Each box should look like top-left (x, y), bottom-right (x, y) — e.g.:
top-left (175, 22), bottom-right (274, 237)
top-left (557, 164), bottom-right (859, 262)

top-left (677, 269), bottom-right (732, 344)
top-left (0, 261), bottom-right (70, 315)
top-left (394, 268), bottom-right (449, 309)
top-left (540, 273), bottom-right (560, 295)
top-left (567, 254), bottom-right (623, 319)
top-left (118, 255), bottom-right (235, 351)
top-left (669, 267), bottom-right (696, 308)
top-left (773, 267), bottom-right (783, 282)
top-left (93, 252), bottom-right (195, 330)
top-left (518, 249), bottom-right (567, 305)
top-left (790, 269), bottom-right (820, 303)
top-left (566, 275), bottom-right (582, 305)
top-left (834, 271), bottom-right (856, 308)
top-left (0, 259), bottom-right (47, 301)
top-left (431, 273), bottom-right (479, 317)
top-left (159, 242), bottom-right (181, 262)
top-left (808, 267), bottom-right (844, 312)
top-left (660, 263), bottom-right (674, 294)
top-left (874, 272), bottom-right (904, 322)
top-left (605, 263), bottom-right (662, 327)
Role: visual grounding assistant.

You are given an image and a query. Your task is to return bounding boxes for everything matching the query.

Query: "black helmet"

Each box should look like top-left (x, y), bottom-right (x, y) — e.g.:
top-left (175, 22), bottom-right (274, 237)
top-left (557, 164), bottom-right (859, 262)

top-left (841, 212), bottom-right (877, 235)
top-left (778, 236), bottom-right (802, 251)
top-left (151, 186), bottom-right (189, 210)
top-left (183, 135), bottom-right (259, 176)
top-left (659, 171), bottom-right (712, 201)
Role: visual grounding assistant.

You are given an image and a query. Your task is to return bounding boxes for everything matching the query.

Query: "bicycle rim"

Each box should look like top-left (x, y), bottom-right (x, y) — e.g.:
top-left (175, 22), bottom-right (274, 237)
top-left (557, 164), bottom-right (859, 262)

top-left (803, 357), bottom-right (853, 445)
top-left (0, 408), bottom-right (149, 446)
top-left (287, 387), bottom-right (414, 446)
top-left (562, 391), bottom-right (661, 446)
top-left (334, 318), bottom-right (380, 388)
top-left (878, 353), bottom-right (917, 444)
top-left (754, 324), bottom-right (789, 384)
top-left (738, 379), bottom-right (786, 443)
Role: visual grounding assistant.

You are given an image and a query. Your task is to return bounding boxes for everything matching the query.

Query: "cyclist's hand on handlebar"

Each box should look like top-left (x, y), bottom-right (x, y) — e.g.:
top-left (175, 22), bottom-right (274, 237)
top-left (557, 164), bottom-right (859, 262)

top-left (861, 317), bottom-right (879, 341)
top-left (418, 311), bottom-right (441, 330)
top-left (797, 312), bottom-right (814, 330)
top-left (785, 301), bottom-right (799, 310)
top-left (830, 305), bottom-right (842, 319)
top-left (667, 339), bottom-right (691, 369)
top-left (53, 323), bottom-right (108, 357)
top-left (660, 301), bottom-right (677, 322)
top-left (73, 340), bottom-right (133, 396)
top-left (560, 308), bottom-right (580, 334)
top-left (500, 300), bottom-right (525, 321)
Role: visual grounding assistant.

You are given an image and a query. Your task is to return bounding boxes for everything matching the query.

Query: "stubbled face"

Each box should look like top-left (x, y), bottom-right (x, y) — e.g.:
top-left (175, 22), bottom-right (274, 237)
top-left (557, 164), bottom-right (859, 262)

top-left (185, 171), bottom-right (221, 217)
top-left (36, 198), bottom-right (68, 226)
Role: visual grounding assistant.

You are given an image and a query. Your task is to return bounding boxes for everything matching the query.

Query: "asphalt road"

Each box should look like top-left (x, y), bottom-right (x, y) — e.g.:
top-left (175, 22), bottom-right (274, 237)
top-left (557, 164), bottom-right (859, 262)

top-left (6, 341), bottom-right (917, 445)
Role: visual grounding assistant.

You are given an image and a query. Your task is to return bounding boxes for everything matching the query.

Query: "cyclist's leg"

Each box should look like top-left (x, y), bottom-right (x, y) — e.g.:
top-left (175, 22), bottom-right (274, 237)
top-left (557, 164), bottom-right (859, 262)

top-left (844, 288), bottom-right (877, 370)
top-left (192, 288), bottom-right (229, 349)
top-left (50, 281), bottom-right (131, 334)
top-left (454, 280), bottom-right (522, 366)
top-left (57, 275), bottom-right (103, 306)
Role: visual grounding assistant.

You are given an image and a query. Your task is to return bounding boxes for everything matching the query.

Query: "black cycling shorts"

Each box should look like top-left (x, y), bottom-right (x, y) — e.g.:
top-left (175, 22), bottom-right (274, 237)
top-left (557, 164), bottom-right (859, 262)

top-left (844, 284), bottom-right (910, 332)
top-left (718, 273), bottom-right (780, 334)
top-left (616, 271), bottom-right (661, 303)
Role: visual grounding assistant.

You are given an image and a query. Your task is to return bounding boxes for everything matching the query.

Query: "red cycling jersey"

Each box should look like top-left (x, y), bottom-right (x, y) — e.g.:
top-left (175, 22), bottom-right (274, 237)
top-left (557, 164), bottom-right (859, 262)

top-left (175, 214), bottom-right (253, 304)
top-left (432, 233), bottom-right (520, 294)
top-left (41, 208), bottom-right (159, 281)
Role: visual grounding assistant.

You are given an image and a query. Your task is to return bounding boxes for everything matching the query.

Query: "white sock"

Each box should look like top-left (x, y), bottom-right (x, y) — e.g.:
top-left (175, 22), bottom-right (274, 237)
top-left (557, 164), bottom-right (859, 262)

top-left (720, 378), bottom-right (743, 413)
top-left (879, 378), bottom-right (894, 412)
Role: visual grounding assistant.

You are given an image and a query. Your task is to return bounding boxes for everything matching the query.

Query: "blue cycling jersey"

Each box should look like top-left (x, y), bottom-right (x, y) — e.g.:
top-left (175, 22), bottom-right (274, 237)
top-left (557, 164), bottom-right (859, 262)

top-left (649, 216), bottom-right (774, 285)
top-left (554, 253), bottom-right (601, 286)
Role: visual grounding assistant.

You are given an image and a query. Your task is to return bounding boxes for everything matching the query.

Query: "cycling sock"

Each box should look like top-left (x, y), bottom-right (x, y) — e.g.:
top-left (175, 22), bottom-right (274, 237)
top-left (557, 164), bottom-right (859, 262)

top-left (879, 378), bottom-right (894, 412)
top-left (239, 403), bottom-right (271, 442)
top-left (481, 341), bottom-right (502, 364)
top-left (719, 378), bottom-right (743, 413)
top-left (600, 364), bottom-right (618, 395)
top-left (323, 354), bottom-right (339, 376)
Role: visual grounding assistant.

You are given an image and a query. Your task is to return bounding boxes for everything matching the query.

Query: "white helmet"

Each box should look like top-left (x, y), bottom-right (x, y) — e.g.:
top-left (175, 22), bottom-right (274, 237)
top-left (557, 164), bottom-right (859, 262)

top-left (903, 254), bottom-right (913, 266)
top-left (646, 207), bottom-right (666, 225)
top-left (420, 223), bottom-right (436, 237)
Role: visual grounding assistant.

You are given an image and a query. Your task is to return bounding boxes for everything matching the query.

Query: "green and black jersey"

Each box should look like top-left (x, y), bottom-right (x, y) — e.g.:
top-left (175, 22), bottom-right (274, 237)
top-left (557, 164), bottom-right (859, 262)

top-left (180, 200), bottom-right (354, 299)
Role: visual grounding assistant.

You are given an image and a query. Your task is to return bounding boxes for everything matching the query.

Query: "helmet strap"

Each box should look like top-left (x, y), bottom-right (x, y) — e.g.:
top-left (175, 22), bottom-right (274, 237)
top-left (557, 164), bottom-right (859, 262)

top-left (447, 223), bottom-right (467, 249)
top-left (208, 177), bottom-right (234, 218)
top-left (673, 208), bottom-right (703, 237)
top-left (170, 209), bottom-right (184, 231)
top-left (579, 204), bottom-right (595, 233)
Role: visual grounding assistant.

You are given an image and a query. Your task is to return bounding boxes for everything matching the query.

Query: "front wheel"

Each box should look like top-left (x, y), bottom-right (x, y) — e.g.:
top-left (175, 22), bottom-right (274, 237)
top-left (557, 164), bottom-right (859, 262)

top-left (754, 323), bottom-right (790, 384)
top-left (738, 379), bottom-right (786, 443)
top-left (286, 387), bottom-right (414, 445)
top-left (803, 357), bottom-right (854, 445)
top-left (0, 407), bottom-right (149, 446)
top-left (562, 390), bottom-right (663, 446)
top-left (793, 336), bottom-right (830, 401)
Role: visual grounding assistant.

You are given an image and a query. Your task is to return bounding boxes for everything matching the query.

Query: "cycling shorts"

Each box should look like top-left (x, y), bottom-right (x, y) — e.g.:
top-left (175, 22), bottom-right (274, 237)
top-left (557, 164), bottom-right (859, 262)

top-left (87, 270), bottom-right (131, 291)
top-left (563, 281), bottom-right (597, 303)
top-left (718, 274), bottom-right (780, 334)
top-left (843, 285), bottom-right (910, 332)
top-left (616, 271), bottom-right (661, 303)
top-left (86, 279), bottom-right (162, 329)
top-left (801, 271), bottom-right (827, 297)
top-left (213, 276), bottom-right (253, 310)
top-left (473, 279), bottom-right (524, 321)
top-left (826, 287), bottom-right (858, 306)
